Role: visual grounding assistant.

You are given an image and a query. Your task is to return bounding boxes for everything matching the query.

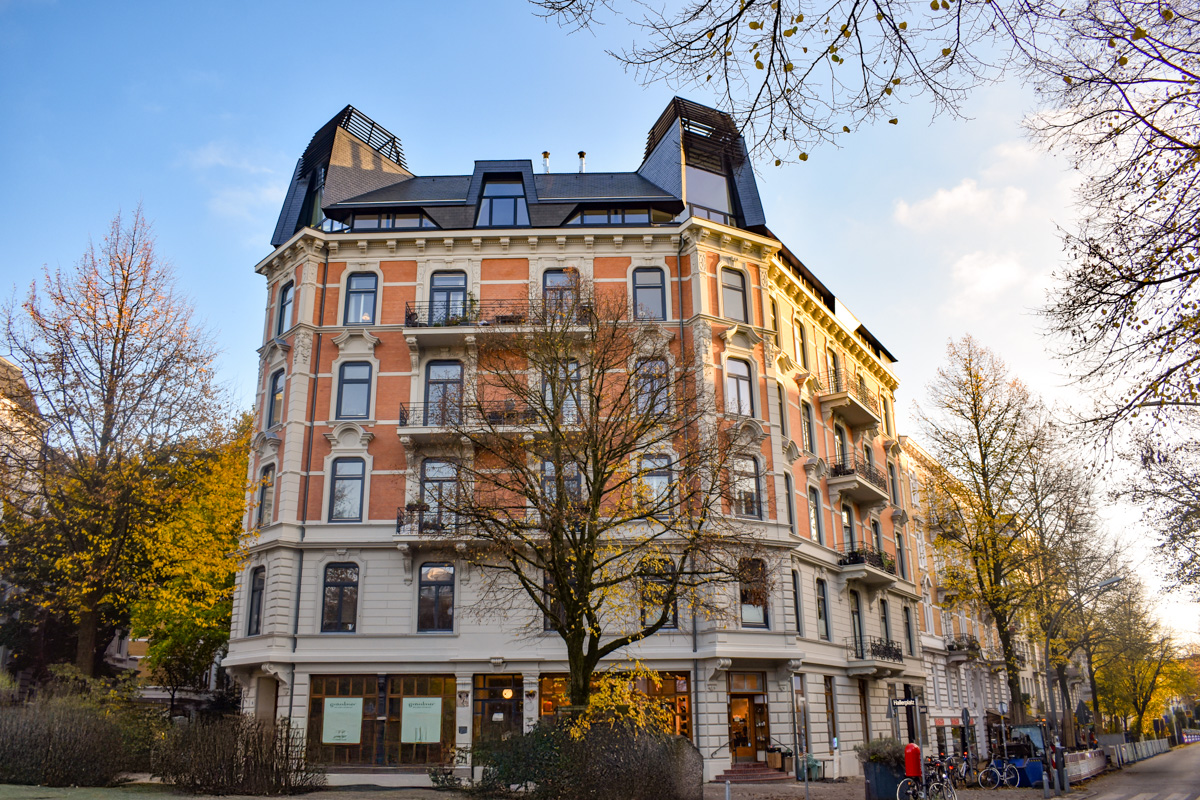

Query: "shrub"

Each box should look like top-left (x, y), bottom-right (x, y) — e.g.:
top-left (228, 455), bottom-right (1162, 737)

top-left (471, 719), bottom-right (702, 800)
top-left (0, 698), bottom-right (128, 786)
top-left (153, 715), bottom-right (325, 795)
top-left (854, 737), bottom-right (905, 771)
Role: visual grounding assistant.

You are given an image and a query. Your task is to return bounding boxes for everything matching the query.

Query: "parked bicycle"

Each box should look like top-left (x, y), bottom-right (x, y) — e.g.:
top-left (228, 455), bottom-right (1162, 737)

top-left (946, 754), bottom-right (977, 788)
top-left (897, 758), bottom-right (957, 800)
top-left (978, 759), bottom-right (1020, 789)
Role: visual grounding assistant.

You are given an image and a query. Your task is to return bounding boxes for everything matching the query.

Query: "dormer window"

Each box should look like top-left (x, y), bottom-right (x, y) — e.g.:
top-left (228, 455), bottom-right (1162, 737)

top-left (477, 179), bottom-right (529, 227)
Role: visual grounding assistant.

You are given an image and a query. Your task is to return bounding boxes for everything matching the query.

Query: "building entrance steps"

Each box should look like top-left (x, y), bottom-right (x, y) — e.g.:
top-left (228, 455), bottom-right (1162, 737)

top-left (712, 762), bottom-right (793, 783)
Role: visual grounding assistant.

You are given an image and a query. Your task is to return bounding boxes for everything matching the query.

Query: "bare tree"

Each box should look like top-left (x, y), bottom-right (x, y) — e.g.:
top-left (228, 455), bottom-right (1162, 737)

top-left (0, 207), bottom-right (227, 675)
top-left (405, 281), bottom-right (767, 706)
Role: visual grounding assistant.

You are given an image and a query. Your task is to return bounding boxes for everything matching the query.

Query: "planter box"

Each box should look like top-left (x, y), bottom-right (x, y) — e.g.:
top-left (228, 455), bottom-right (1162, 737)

top-left (863, 761), bottom-right (904, 800)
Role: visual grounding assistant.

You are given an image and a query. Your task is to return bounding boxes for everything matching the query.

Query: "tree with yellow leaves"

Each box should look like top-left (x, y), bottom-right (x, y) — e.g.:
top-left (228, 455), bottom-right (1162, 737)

top-left (0, 207), bottom-right (230, 677)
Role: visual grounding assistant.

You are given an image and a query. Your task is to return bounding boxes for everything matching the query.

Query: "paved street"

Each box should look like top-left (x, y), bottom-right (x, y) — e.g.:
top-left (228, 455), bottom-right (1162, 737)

top-left (1083, 745), bottom-right (1200, 800)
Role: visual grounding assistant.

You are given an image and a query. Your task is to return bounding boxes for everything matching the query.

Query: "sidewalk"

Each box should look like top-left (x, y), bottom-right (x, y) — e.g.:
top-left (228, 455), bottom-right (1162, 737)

top-left (700, 778), bottom-right (1095, 800)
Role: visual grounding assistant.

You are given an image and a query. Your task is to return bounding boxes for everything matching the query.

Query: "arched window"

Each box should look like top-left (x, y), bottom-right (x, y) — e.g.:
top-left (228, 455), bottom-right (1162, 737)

top-left (344, 273), bottom-right (377, 325)
top-left (277, 281), bottom-right (294, 336)
top-left (815, 578), bottom-right (830, 640)
top-left (794, 321), bottom-right (809, 370)
top-left (256, 465), bottom-right (275, 527)
top-left (842, 504), bottom-right (855, 550)
top-left (849, 590), bottom-right (864, 657)
top-left (784, 473), bottom-right (796, 535)
top-left (739, 558), bottom-right (768, 628)
top-left (633, 267), bottom-right (666, 320)
top-left (721, 268), bottom-right (747, 322)
top-left (826, 349), bottom-right (841, 389)
top-left (725, 359), bottom-right (753, 416)
top-left (321, 563), bottom-right (359, 632)
top-left (246, 567), bottom-right (265, 636)
top-left (417, 563), bottom-right (455, 632)
top-left (336, 362), bottom-right (372, 419)
top-left (329, 458), bottom-right (365, 522)
top-left (888, 462), bottom-right (900, 505)
top-left (871, 518), bottom-right (883, 551)
top-left (266, 370), bottom-right (285, 428)
top-left (833, 424), bottom-right (848, 463)
top-left (896, 531), bottom-right (907, 580)
top-left (776, 383), bottom-right (788, 436)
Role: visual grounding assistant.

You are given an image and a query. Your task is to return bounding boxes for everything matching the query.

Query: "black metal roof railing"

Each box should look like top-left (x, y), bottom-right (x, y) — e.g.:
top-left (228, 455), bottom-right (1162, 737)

top-left (837, 540), bottom-right (897, 575)
top-left (818, 368), bottom-right (881, 415)
top-left (845, 636), bottom-right (905, 664)
top-left (828, 455), bottom-right (888, 493)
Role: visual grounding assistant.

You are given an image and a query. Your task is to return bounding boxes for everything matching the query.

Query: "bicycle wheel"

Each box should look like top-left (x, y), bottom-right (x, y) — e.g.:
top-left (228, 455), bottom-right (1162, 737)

top-left (897, 777), bottom-right (916, 800)
top-left (1001, 764), bottom-right (1020, 787)
top-left (979, 767), bottom-right (1000, 789)
top-left (929, 780), bottom-right (956, 800)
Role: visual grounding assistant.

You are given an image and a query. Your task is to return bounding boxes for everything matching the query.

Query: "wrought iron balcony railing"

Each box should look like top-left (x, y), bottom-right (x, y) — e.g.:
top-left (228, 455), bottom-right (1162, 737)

top-left (836, 541), bottom-right (897, 574)
top-left (817, 368), bottom-right (881, 415)
top-left (395, 505), bottom-right (461, 536)
top-left (828, 455), bottom-right (889, 492)
top-left (845, 636), bottom-right (905, 664)
top-left (398, 399), bottom-right (548, 428)
top-left (946, 633), bottom-right (982, 654)
top-left (403, 298), bottom-right (595, 328)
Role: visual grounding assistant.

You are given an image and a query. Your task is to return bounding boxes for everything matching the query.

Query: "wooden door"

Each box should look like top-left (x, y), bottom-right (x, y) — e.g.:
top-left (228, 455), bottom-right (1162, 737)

top-left (730, 696), bottom-right (756, 761)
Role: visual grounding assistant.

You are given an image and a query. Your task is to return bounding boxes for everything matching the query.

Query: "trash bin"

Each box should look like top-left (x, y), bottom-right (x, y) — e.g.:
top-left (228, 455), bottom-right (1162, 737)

top-left (1008, 758), bottom-right (1044, 788)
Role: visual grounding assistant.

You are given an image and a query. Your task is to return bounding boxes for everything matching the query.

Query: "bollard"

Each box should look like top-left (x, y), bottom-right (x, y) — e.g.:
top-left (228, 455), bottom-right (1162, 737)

top-left (725, 779), bottom-right (732, 800)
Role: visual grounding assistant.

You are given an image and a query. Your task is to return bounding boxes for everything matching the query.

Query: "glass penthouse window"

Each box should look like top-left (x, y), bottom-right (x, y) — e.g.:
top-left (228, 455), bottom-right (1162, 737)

top-left (352, 212), bottom-right (438, 230)
top-left (477, 179), bottom-right (529, 227)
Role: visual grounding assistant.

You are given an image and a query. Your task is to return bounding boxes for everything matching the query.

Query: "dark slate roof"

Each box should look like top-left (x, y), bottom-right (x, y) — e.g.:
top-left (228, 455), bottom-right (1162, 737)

top-left (533, 173), bottom-right (677, 201)
top-left (337, 176), bottom-right (471, 205)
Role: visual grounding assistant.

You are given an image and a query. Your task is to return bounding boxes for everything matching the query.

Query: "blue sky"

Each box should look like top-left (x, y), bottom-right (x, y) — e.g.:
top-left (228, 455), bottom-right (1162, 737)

top-left (2, 1), bottom-right (1194, 637)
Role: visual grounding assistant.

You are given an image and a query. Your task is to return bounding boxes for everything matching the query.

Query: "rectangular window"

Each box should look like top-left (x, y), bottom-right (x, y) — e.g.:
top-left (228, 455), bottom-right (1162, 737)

top-left (808, 487), bottom-right (824, 545)
top-left (776, 383), bottom-right (788, 437)
top-left (247, 566), bottom-right (265, 636)
top-left (635, 359), bottom-right (668, 414)
top-left (640, 455), bottom-right (672, 514)
top-left (721, 269), bottom-right (748, 323)
top-left (816, 579), bottom-right (830, 641)
top-left (794, 321), bottom-right (809, 370)
top-left (344, 273), bottom-right (377, 325)
top-left (842, 505), bottom-right (855, 549)
top-left (417, 563), bottom-right (455, 632)
top-left (473, 673), bottom-right (524, 744)
top-left (541, 459), bottom-right (582, 506)
top-left (257, 465), bottom-right (276, 527)
top-left (633, 267), bottom-right (666, 320)
top-left (321, 563), bottom-right (359, 632)
top-left (337, 362), bottom-right (372, 419)
top-left (824, 676), bottom-right (838, 751)
top-left (543, 269), bottom-right (578, 319)
top-left (267, 370), bottom-right (285, 428)
top-left (896, 532), bottom-right (907, 580)
top-left (429, 271), bottom-right (468, 325)
top-left (792, 569), bottom-right (804, 636)
top-left (420, 460), bottom-right (458, 532)
top-left (888, 463), bottom-right (900, 505)
top-left (543, 360), bottom-right (580, 424)
top-left (424, 361), bottom-right (464, 425)
top-left (477, 179), bottom-right (530, 226)
top-left (642, 562), bottom-right (678, 630)
top-left (725, 359), bottom-right (753, 416)
top-left (731, 458), bottom-right (760, 518)
top-left (784, 474), bottom-right (797, 535)
top-left (277, 281), bottom-right (294, 336)
top-left (802, 401), bottom-right (816, 454)
top-left (330, 458), bottom-right (365, 522)
top-left (740, 558), bottom-right (768, 628)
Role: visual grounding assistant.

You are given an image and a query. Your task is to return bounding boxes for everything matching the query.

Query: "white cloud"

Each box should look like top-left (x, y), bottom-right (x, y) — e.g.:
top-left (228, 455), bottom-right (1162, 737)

top-left (940, 251), bottom-right (1031, 317)
top-left (893, 179), bottom-right (1027, 232)
top-left (183, 141), bottom-right (275, 175)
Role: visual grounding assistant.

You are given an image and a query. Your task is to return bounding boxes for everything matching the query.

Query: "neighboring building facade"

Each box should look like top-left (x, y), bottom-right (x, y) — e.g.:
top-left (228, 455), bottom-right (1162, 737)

top-left (0, 356), bottom-right (40, 678)
top-left (223, 100), bottom-right (936, 782)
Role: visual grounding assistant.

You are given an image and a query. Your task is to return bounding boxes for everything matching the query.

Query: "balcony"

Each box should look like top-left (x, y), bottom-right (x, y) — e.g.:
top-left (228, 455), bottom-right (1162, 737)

top-left (946, 633), bottom-right (981, 664)
top-left (398, 399), bottom-right (560, 443)
top-left (844, 636), bottom-right (906, 677)
top-left (402, 298), bottom-right (594, 345)
top-left (827, 455), bottom-right (890, 507)
top-left (817, 369), bottom-right (882, 431)
top-left (395, 506), bottom-right (461, 537)
top-left (836, 541), bottom-right (897, 588)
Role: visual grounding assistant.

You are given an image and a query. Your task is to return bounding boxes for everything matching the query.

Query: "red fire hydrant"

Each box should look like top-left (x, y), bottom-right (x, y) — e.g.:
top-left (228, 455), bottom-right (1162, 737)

top-left (905, 743), bottom-right (923, 778)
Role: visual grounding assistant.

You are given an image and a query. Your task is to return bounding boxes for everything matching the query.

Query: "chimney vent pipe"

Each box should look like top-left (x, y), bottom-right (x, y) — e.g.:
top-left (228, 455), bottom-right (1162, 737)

top-left (578, 151), bottom-right (586, 173)
top-left (542, 151), bottom-right (550, 173)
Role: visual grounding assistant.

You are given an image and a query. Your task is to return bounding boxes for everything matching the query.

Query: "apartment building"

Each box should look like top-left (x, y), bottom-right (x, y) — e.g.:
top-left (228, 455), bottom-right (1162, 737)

top-left (223, 99), bottom-right (931, 783)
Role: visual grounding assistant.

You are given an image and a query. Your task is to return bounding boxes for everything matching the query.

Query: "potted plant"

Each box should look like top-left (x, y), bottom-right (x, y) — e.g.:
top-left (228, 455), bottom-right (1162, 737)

top-left (854, 737), bottom-right (905, 800)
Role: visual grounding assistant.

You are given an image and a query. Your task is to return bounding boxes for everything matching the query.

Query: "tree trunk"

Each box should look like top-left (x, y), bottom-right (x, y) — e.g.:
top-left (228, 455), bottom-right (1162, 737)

top-left (1056, 664), bottom-right (1075, 748)
top-left (566, 638), bottom-right (594, 708)
top-left (75, 607), bottom-right (99, 676)
top-left (1085, 643), bottom-right (1101, 731)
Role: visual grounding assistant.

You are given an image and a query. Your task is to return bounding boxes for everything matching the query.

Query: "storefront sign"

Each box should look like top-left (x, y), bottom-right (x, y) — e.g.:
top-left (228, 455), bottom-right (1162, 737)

top-left (322, 698), bottom-right (363, 744)
top-left (401, 697), bottom-right (443, 743)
